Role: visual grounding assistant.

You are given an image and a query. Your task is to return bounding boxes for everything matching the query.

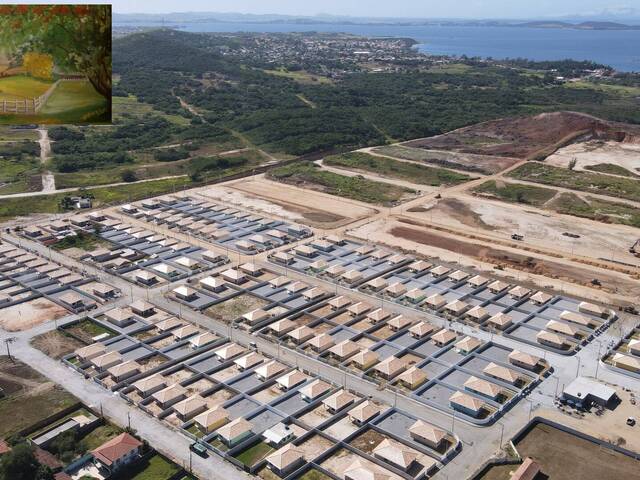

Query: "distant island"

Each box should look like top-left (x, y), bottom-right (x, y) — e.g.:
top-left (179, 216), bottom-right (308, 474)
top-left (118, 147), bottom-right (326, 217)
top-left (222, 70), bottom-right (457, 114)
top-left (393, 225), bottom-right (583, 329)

top-left (113, 12), bottom-right (640, 30)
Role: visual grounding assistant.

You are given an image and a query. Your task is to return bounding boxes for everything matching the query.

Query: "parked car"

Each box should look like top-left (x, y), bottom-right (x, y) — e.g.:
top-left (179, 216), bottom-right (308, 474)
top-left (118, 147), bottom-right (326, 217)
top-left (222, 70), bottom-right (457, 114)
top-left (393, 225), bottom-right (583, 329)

top-left (626, 417), bottom-right (636, 426)
top-left (190, 442), bottom-right (208, 457)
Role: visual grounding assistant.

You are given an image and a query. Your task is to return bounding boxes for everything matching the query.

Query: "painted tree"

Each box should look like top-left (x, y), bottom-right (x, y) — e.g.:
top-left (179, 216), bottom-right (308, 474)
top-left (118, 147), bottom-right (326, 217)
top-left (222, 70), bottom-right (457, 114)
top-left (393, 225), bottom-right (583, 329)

top-left (0, 5), bottom-right (111, 107)
top-left (23, 52), bottom-right (54, 80)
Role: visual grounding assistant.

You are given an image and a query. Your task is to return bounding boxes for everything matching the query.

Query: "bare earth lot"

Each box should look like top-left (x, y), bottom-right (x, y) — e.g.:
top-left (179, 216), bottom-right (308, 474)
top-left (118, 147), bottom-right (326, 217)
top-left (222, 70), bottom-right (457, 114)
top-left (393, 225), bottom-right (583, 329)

top-left (0, 297), bottom-right (69, 331)
top-left (204, 176), bottom-right (377, 228)
top-left (546, 140), bottom-right (640, 174)
top-left (31, 330), bottom-right (86, 360)
top-left (403, 111), bottom-right (640, 159)
top-left (515, 423), bottom-right (640, 480)
top-left (406, 195), bottom-right (640, 267)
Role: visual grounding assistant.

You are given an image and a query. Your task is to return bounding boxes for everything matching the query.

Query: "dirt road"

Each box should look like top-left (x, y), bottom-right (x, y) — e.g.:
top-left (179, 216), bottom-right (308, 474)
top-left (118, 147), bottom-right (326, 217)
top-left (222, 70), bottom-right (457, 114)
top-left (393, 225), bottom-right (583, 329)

top-left (37, 128), bottom-right (56, 193)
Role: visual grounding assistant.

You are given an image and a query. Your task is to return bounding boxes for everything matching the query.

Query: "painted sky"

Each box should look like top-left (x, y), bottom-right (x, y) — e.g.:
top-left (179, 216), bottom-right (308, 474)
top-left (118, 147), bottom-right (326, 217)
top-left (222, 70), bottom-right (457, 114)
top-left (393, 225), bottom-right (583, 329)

top-left (2, 0), bottom-right (637, 19)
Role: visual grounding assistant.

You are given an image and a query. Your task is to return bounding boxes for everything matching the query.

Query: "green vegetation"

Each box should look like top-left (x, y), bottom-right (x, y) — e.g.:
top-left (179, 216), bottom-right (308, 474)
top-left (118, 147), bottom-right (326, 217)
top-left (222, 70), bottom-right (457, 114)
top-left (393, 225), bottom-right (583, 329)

top-left (508, 162), bottom-right (640, 202)
top-left (113, 454), bottom-right (180, 480)
top-left (0, 443), bottom-right (54, 480)
top-left (473, 180), bottom-right (557, 206)
top-left (64, 318), bottom-right (115, 339)
top-left (0, 75), bottom-right (52, 100)
top-left (233, 442), bottom-right (275, 467)
top-left (549, 193), bottom-right (640, 228)
top-left (81, 424), bottom-right (124, 451)
top-left (112, 30), bottom-right (640, 159)
top-left (0, 141), bottom-right (40, 194)
top-left (0, 177), bottom-right (196, 221)
top-left (52, 231), bottom-right (106, 251)
top-left (324, 151), bottom-right (473, 186)
top-left (297, 469), bottom-right (334, 480)
top-left (584, 163), bottom-right (639, 178)
top-left (268, 161), bottom-right (415, 205)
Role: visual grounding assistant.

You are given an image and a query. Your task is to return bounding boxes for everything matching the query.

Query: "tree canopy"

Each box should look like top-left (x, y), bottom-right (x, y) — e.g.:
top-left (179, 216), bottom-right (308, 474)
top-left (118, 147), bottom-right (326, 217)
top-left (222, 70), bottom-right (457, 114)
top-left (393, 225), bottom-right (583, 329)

top-left (0, 5), bottom-right (111, 103)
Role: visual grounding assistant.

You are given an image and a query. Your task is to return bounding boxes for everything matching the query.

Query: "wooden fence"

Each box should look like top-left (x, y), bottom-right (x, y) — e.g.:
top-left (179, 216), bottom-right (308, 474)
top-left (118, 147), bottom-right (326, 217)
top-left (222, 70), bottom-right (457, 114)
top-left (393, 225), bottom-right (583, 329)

top-left (0, 79), bottom-right (61, 115)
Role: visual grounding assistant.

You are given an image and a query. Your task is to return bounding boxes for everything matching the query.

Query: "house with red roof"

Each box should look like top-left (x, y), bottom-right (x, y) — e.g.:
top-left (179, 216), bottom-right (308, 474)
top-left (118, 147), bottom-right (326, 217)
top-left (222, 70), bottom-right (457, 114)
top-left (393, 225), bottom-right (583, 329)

top-left (92, 432), bottom-right (142, 476)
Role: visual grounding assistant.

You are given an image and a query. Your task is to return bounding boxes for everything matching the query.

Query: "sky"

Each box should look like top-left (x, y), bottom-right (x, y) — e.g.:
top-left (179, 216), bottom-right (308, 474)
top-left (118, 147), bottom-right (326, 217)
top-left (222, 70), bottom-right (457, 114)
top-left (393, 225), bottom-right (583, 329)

top-left (3, 0), bottom-right (637, 19)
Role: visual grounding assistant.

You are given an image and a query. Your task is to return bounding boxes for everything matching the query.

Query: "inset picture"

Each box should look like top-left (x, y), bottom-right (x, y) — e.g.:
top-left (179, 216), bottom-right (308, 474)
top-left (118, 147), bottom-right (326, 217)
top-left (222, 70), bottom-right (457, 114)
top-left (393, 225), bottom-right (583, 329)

top-left (0, 4), bottom-right (111, 124)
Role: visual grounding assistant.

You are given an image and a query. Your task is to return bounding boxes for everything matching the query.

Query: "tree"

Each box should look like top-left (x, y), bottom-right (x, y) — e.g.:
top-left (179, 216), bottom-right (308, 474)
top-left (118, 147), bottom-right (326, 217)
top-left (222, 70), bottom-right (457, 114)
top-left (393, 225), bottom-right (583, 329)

top-left (0, 443), bottom-right (53, 480)
top-left (0, 5), bottom-right (111, 108)
top-left (121, 169), bottom-right (137, 182)
top-left (22, 52), bottom-right (53, 80)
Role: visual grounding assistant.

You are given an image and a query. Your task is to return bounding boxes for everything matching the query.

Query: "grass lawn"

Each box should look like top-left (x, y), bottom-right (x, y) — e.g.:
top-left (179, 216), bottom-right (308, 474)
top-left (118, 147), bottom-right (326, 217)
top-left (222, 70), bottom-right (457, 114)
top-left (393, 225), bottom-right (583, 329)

top-left (81, 424), bottom-right (124, 451)
top-left (298, 469), bottom-right (334, 480)
top-left (114, 454), bottom-right (181, 480)
top-left (472, 179), bottom-right (557, 206)
top-left (39, 80), bottom-right (108, 122)
top-left (325, 152), bottom-right (473, 186)
top-left (0, 75), bottom-right (53, 100)
top-left (549, 192), bottom-right (640, 228)
top-left (508, 162), bottom-right (640, 202)
top-left (268, 161), bottom-right (415, 205)
top-left (63, 318), bottom-right (116, 343)
top-left (233, 441), bottom-right (275, 467)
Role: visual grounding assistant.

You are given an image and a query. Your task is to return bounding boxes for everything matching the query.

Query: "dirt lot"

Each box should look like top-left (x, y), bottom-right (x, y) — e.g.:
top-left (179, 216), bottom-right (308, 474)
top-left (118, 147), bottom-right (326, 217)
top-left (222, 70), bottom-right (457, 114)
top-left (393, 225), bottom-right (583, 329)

top-left (206, 176), bottom-right (377, 228)
top-left (546, 140), bottom-right (640, 174)
top-left (0, 356), bottom-right (77, 438)
top-left (31, 330), bottom-right (86, 360)
top-left (295, 433), bottom-right (335, 460)
top-left (349, 428), bottom-right (386, 454)
top-left (205, 294), bottom-right (269, 324)
top-left (348, 218), bottom-right (640, 303)
top-left (322, 416), bottom-right (359, 441)
top-left (538, 386), bottom-right (640, 454)
top-left (406, 195), bottom-right (640, 267)
top-left (0, 298), bottom-right (69, 331)
top-left (513, 422), bottom-right (640, 480)
top-left (403, 111), bottom-right (640, 160)
top-left (371, 145), bottom-right (517, 174)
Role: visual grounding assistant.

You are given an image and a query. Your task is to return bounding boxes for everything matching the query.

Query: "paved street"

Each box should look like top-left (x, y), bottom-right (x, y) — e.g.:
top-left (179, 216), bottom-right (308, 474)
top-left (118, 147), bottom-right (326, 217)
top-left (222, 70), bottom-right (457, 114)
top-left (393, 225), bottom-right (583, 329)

top-left (2, 231), bottom-right (639, 480)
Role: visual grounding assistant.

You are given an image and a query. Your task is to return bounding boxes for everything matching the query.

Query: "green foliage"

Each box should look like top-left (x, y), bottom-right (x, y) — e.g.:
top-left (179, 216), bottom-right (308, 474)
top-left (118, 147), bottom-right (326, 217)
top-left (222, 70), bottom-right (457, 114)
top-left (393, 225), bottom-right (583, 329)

top-left (188, 155), bottom-right (248, 180)
top-left (47, 430), bottom-right (84, 463)
top-left (508, 162), bottom-right (640, 202)
top-left (0, 443), bottom-right (53, 480)
top-left (121, 169), bottom-right (138, 182)
top-left (324, 152), bottom-right (473, 186)
top-left (153, 147), bottom-right (190, 162)
top-left (268, 161), bottom-right (414, 205)
top-left (473, 180), bottom-right (557, 206)
top-left (52, 231), bottom-right (102, 251)
top-left (584, 163), bottom-right (638, 178)
top-left (53, 151), bottom-right (133, 173)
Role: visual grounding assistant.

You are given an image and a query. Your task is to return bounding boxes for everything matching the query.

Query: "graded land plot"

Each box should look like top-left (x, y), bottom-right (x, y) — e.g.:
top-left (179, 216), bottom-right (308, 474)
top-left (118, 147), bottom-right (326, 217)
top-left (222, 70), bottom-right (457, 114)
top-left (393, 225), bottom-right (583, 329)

top-left (406, 195), bottom-right (640, 267)
top-left (31, 330), bottom-right (86, 360)
top-left (206, 176), bottom-right (378, 228)
top-left (402, 111), bottom-right (640, 160)
top-left (204, 294), bottom-right (270, 324)
top-left (372, 144), bottom-right (518, 175)
top-left (545, 140), bottom-right (640, 176)
top-left (504, 422), bottom-right (640, 480)
top-left (0, 356), bottom-right (77, 438)
top-left (267, 161), bottom-right (417, 206)
top-left (507, 162), bottom-right (640, 203)
top-left (472, 180), bottom-right (640, 229)
top-left (348, 218), bottom-right (640, 301)
top-left (0, 297), bottom-right (69, 332)
top-left (323, 152), bottom-right (474, 187)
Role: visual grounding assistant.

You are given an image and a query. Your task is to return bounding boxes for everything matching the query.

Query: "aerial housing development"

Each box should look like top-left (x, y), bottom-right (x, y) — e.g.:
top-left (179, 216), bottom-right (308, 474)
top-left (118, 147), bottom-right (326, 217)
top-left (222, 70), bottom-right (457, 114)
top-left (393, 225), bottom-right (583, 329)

top-left (1, 10), bottom-right (640, 480)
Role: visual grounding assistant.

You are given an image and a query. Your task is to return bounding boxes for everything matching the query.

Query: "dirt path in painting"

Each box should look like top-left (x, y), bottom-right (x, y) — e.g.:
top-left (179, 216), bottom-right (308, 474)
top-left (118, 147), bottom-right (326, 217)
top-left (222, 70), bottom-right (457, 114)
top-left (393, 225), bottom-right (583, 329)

top-left (37, 127), bottom-right (56, 192)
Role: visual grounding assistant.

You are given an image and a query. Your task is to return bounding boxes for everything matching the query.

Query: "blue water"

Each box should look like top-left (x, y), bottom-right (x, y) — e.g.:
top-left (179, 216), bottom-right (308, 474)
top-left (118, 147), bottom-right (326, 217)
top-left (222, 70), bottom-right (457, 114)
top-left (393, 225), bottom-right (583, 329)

top-left (115, 21), bottom-right (640, 72)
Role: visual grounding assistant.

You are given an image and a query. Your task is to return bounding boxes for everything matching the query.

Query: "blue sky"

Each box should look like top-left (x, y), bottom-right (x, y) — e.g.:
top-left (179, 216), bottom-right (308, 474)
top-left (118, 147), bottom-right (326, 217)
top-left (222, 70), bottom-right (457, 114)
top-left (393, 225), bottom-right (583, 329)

top-left (3, 0), bottom-right (637, 19)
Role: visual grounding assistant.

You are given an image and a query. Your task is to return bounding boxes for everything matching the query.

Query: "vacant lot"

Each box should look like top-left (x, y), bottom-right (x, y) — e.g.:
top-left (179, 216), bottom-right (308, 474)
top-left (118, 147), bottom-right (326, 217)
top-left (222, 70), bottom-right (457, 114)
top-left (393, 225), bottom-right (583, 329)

top-left (31, 330), bottom-right (86, 360)
top-left (0, 297), bottom-right (69, 331)
top-left (508, 162), bottom-right (640, 202)
top-left (0, 356), bottom-right (77, 438)
top-left (268, 161), bottom-right (415, 206)
top-left (403, 111), bottom-right (640, 159)
top-left (325, 152), bottom-right (473, 187)
top-left (472, 180), bottom-right (557, 207)
top-left (545, 140), bottom-right (640, 176)
top-left (511, 423), bottom-right (640, 480)
top-left (205, 294), bottom-right (269, 324)
top-left (373, 145), bottom-right (517, 174)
